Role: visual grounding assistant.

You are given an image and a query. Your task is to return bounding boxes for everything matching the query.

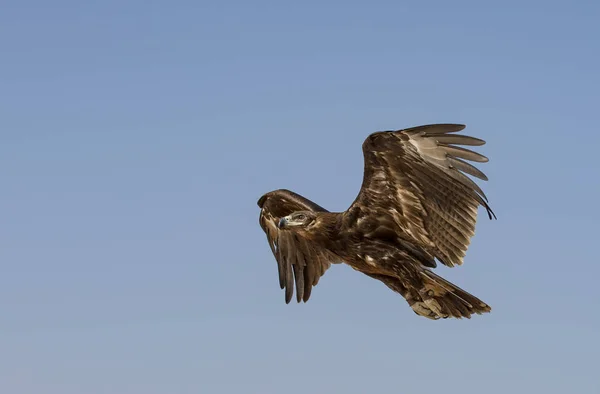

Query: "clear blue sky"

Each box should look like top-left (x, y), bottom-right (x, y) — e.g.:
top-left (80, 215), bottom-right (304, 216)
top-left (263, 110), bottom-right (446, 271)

top-left (2, 1), bottom-right (599, 393)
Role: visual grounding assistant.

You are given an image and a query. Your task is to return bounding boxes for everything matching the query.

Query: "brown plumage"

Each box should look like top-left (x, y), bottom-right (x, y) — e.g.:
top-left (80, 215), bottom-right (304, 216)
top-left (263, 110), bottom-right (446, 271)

top-left (257, 124), bottom-right (495, 319)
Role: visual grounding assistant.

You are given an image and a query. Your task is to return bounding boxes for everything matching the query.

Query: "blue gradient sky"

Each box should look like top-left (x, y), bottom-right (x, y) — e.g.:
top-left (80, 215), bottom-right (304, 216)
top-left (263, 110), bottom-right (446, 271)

top-left (2, 1), bottom-right (599, 393)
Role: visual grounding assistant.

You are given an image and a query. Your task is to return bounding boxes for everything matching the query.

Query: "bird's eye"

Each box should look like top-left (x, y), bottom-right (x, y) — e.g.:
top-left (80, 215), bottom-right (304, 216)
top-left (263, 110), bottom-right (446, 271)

top-left (296, 214), bottom-right (306, 221)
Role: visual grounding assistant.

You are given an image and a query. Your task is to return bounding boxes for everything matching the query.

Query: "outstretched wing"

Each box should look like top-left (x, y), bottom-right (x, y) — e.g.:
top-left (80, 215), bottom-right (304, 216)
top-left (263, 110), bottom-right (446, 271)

top-left (350, 124), bottom-right (495, 268)
top-left (258, 189), bottom-right (335, 303)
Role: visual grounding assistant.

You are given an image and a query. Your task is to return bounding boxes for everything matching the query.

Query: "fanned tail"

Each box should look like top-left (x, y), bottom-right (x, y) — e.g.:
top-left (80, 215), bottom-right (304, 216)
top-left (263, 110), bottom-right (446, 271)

top-left (368, 268), bottom-right (491, 320)
top-left (414, 269), bottom-right (491, 319)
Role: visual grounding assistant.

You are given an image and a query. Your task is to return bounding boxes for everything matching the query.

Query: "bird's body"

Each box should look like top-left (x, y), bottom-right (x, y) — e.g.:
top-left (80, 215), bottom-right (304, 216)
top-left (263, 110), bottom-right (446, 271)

top-left (258, 124), bottom-right (495, 319)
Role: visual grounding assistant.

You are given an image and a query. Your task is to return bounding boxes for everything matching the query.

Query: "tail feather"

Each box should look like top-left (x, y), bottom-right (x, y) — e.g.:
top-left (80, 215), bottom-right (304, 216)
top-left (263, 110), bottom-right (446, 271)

top-left (417, 269), bottom-right (491, 319)
top-left (367, 269), bottom-right (491, 320)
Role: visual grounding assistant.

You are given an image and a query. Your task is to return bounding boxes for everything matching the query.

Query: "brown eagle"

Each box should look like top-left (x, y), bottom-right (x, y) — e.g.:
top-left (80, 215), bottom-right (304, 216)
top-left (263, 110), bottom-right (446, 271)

top-left (257, 124), bottom-right (495, 319)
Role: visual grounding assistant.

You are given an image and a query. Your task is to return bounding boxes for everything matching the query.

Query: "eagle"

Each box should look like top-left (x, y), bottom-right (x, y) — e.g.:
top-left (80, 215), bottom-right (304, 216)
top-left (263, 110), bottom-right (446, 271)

top-left (257, 124), bottom-right (495, 319)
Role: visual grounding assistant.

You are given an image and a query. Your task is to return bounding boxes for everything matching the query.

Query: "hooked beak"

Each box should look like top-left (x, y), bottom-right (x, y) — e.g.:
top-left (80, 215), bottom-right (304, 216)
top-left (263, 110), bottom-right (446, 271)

top-left (278, 217), bottom-right (288, 229)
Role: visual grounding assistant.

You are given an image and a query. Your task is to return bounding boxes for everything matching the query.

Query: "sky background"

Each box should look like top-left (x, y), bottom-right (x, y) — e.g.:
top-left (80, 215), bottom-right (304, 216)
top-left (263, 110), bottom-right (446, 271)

top-left (2, 1), bottom-right (599, 393)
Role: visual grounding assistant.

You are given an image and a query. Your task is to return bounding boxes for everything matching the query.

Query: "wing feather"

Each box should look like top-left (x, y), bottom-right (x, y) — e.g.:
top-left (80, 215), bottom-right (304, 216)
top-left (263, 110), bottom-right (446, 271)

top-left (432, 135), bottom-right (486, 146)
top-left (441, 145), bottom-right (489, 163)
top-left (350, 124), bottom-right (495, 268)
top-left (448, 157), bottom-right (488, 180)
top-left (258, 189), bottom-right (334, 303)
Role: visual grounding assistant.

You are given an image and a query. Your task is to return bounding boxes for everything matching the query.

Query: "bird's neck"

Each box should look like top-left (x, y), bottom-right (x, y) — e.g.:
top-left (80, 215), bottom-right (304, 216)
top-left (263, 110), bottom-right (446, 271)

top-left (304, 212), bottom-right (345, 247)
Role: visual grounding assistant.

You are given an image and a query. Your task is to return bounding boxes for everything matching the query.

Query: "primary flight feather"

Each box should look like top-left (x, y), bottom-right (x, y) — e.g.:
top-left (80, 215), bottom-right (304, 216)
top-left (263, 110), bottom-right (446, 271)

top-left (257, 124), bottom-right (495, 319)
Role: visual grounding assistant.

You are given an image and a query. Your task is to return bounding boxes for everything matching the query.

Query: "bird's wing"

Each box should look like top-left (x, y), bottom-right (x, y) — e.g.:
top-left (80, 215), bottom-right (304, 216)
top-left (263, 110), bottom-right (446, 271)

top-left (258, 189), bottom-right (336, 303)
top-left (350, 124), bottom-right (495, 268)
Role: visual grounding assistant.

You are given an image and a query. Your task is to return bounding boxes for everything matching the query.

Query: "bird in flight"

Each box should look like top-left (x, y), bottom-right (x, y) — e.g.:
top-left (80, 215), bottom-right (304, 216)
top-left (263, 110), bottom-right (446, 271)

top-left (257, 124), bottom-right (495, 319)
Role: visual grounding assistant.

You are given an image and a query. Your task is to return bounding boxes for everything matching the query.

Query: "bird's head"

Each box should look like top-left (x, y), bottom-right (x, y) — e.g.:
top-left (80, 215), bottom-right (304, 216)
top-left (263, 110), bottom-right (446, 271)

top-left (278, 211), bottom-right (318, 231)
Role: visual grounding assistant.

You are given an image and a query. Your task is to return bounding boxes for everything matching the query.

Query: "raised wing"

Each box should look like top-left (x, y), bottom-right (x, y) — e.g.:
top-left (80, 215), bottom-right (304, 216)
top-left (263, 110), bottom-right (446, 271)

top-left (350, 124), bottom-right (495, 268)
top-left (258, 189), bottom-right (335, 303)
